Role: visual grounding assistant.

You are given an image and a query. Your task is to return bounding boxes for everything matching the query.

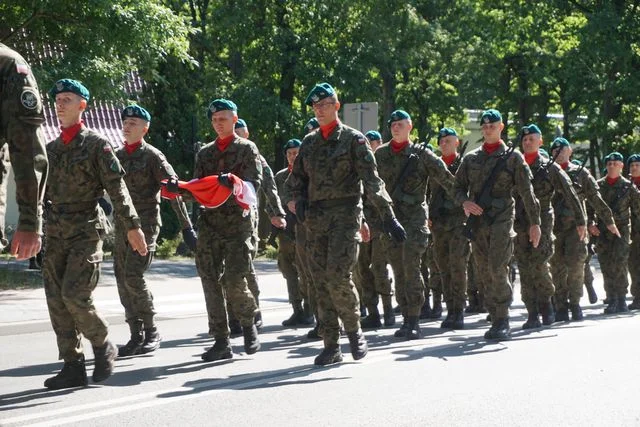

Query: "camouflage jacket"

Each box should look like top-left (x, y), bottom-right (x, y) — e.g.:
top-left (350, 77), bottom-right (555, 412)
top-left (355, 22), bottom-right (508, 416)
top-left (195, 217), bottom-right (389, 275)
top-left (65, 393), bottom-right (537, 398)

top-left (594, 176), bottom-right (640, 231)
top-left (0, 43), bottom-right (48, 234)
top-left (286, 122), bottom-right (394, 220)
top-left (275, 167), bottom-right (297, 237)
top-left (555, 162), bottom-right (614, 230)
top-left (429, 154), bottom-right (466, 231)
top-left (375, 141), bottom-right (455, 230)
top-left (45, 127), bottom-right (140, 240)
top-left (514, 156), bottom-right (584, 233)
top-left (454, 142), bottom-right (540, 227)
top-left (116, 141), bottom-right (191, 229)
top-left (259, 155), bottom-right (285, 218)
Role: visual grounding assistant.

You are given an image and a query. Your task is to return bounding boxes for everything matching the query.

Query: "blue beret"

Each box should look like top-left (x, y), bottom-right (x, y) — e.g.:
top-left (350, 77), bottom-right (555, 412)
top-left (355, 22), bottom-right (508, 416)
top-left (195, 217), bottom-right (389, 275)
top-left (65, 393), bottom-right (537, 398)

top-left (627, 154), bottom-right (640, 166)
top-left (121, 104), bottom-right (151, 122)
top-left (235, 118), bottom-right (247, 129)
top-left (303, 117), bottom-right (319, 134)
top-left (388, 110), bottom-right (411, 125)
top-left (365, 130), bottom-right (382, 141)
top-left (305, 83), bottom-right (336, 106)
top-left (437, 127), bottom-right (457, 141)
top-left (604, 151), bottom-right (624, 163)
top-left (283, 138), bottom-right (302, 153)
top-left (571, 159), bottom-right (582, 166)
top-left (207, 98), bottom-right (237, 119)
top-left (521, 124), bottom-right (541, 136)
top-left (480, 109), bottom-right (502, 124)
top-left (49, 79), bottom-right (90, 101)
top-left (550, 137), bottom-right (570, 151)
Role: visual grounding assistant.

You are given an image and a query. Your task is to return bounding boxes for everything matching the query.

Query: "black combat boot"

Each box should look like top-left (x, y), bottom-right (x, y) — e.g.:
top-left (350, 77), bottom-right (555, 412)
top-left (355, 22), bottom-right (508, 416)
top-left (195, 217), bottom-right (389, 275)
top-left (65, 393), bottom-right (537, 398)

top-left (616, 296), bottom-right (629, 313)
top-left (243, 324), bottom-right (260, 355)
top-left (229, 316), bottom-right (242, 337)
top-left (307, 322), bottom-right (322, 340)
top-left (604, 297), bottom-right (619, 314)
top-left (92, 340), bottom-right (117, 383)
top-left (440, 303), bottom-right (455, 329)
top-left (539, 300), bottom-right (555, 325)
top-left (406, 316), bottom-right (422, 340)
top-left (430, 294), bottom-right (443, 319)
top-left (452, 310), bottom-right (464, 330)
top-left (420, 290), bottom-right (432, 319)
top-left (314, 344), bottom-right (343, 366)
top-left (254, 311), bottom-right (263, 329)
top-left (465, 291), bottom-right (480, 313)
top-left (118, 321), bottom-right (144, 357)
top-left (360, 303), bottom-right (367, 318)
top-left (382, 296), bottom-right (396, 327)
top-left (628, 297), bottom-right (640, 310)
top-left (44, 357), bottom-right (88, 390)
top-left (484, 318), bottom-right (511, 341)
top-left (347, 329), bottom-right (368, 360)
top-left (522, 309), bottom-right (541, 330)
top-left (360, 307), bottom-right (382, 329)
top-left (282, 301), bottom-right (305, 327)
top-left (202, 338), bottom-right (233, 362)
top-left (477, 293), bottom-right (488, 313)
top-left (569, 304), bottom-right (584, 321)
top-left (394, 317), bottom-right (410, 338)
top-left (555, 303), bottom-right (570, 322)
top-left (142, 326), bottom-right (161, 354)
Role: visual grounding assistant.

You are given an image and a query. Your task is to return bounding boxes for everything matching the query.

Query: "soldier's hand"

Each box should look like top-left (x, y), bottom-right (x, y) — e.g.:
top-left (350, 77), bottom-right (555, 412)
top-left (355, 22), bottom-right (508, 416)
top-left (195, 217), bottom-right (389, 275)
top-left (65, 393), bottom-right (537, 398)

top-left (166, 177), bottom-right (181, 194)
top-left (10, 231), bottom-right (42, 260)
top-left (360, 222), bottom-right (370, 243)
top-left (607, 223), bottom-right (621, 238)
top-left (271, 216), bottom-right (286, 229)
top-left (576, 225), bottom-right (587, 241)
top-left (427, 218), bottom-right (433, 229)
top-left (217, 173), bottom-right (233, 189)
top-left (182, 227), bottom-right (198, 251)
top-left (127, 228), bottom-right (148, 256)
top-left (462, 200), bottom-right (483, 217)
top-left (528, 224), bottom-right (541, 248)
top-left (588, 224), bottom-right (600, 236)
top-left (287, 201), bottom-right (296, 214)
top-left (383, 217), bottom-right (407, 243)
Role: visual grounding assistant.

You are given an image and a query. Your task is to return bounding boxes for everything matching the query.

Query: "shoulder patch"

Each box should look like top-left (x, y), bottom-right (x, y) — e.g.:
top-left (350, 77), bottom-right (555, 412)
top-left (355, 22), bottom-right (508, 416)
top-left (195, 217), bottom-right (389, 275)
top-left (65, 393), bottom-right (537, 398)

top-left (103, 145), bottom-right (112, 153)
top-left (357, 137), bottom-right (366, 145)
top-left (20, 89), bottom-right (39, 110)
top-left (110, 160), bottom-right (121, 173)
top-left (15, 60), bottom-right (29, 75)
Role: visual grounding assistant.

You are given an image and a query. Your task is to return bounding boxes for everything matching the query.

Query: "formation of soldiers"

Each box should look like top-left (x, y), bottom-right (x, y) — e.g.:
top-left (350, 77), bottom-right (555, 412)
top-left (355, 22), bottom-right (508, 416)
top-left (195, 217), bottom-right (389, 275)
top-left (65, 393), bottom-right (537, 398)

top-left (2, 42), bottom-right (640, 390)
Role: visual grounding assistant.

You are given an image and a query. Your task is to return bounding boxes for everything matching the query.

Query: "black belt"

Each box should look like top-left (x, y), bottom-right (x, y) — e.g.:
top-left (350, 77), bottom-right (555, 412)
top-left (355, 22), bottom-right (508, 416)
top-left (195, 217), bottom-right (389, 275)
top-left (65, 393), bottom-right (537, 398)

top-left (310, 196), bottom-right (360, 209)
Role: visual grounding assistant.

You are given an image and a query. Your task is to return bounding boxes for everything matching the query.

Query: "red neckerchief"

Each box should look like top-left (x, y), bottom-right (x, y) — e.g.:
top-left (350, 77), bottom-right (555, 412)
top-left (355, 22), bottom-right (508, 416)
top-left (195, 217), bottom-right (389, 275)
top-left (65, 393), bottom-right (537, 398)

top-left (482, 140), bottom-right (502, 155)
top-left (216, 134), bottom-right (235, 152)
top-left (390, 140), bottom-right (409, 154)
top-left (287, 164), bottom-right (293, 173)
top-left (632, 176), bottom-right (640, 187)
top-left (60, 120), bottom-right (84, 145)
top-left (524, 152), bottom-right (539, 166)
top-left (124, 140), bottom-right (142, 155)
top-left (560, 162), bottom-right (569, 170)
top-left (442, 153), bottom-right (457, 166)
top-left (606, 176), bottom-right (620, 186)
top-left (320, 119), bottom-right (339, 139)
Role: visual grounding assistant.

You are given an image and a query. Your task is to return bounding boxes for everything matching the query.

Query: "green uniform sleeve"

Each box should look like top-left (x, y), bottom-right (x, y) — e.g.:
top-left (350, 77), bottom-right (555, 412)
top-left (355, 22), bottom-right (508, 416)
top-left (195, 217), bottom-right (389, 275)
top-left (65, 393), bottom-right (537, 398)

top-left (453, 156), bottom-right (472, 206)
top-left (514, 154), bottom-right (541, 226)
top-left (152, 149), bottom-right (192, 229)
top-left (551, 165), bottom-right (586, 226)
top-left (582, 170), bottom-right (614, 226)
top-left (260, 158), bottom-right (285, 217)
top-left (352, 135), bottom-right (394, 220)
top-left (421, 150), bottom-right (456, 201)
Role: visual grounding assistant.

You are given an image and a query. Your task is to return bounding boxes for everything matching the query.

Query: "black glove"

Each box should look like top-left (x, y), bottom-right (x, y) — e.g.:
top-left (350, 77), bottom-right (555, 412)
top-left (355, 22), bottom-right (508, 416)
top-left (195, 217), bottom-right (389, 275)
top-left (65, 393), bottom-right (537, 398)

top-left (218, 173), bottom-right (233, 188)
top-left (166, 177), bottom-right (180, 193)
top-left (295, 199), bottom-right (308, 223)
top-left (383, 217), bottom-right (407, 243)
top-left (182, 227), bottom-right (198, 251)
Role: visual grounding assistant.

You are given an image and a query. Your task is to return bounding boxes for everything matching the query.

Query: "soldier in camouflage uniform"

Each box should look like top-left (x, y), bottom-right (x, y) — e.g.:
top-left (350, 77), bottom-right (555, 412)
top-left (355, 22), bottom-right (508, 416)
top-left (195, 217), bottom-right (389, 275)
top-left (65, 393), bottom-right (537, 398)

top-left (0, 43), bottom-right (48, 260)
top-left (454, 109), bottom-right (541, 341)
top-left (114, 105), bottom-right (196, 357)
top-left (550, 138), bottom-right (617, 321)
top-left (627, 154), bottom-right (640, 310)
top-left (375, 110), bottom-right (456, 340)
top-left (515, 126), bottom-right (585, 329)
top-left (358, 130), bottom-right (395, 329)
top-left (43, 79), bottom-right (147, 389)
top-left (429, 128), bottom-right (470, 329)
top-left (591, 152), bottom-right (640, 314)
top-left (286, 83), bottom-right (406, 365)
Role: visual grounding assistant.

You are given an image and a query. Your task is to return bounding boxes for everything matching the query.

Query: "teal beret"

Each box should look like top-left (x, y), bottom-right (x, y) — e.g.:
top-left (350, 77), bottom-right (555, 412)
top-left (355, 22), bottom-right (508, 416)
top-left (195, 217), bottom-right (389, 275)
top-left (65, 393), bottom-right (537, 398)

top-left (387, 110), bottom-right (411, 125)
top-left (304, 82), bottom-right (335, 106)
top-left (550, 137), bottom-right (570, 151)
top-left (49, 79), bottom-right (90, 101)
top-left (303, 118), bottom-right (319, 134)
top-left (365, 130), bottom-right (382, 141)
top-left (121, 104), bottom-right (151, 122)
top-left (207, 98), bottom-right (237, 119)
top-left (425, 143), bottom-right (434, 152)
top-left (539, 148), bottom-right (549, 159)
top-left (521, 124), bottom-right (541, 136)
top-left (479, 109), bottom-right (502, 124)
top-left (437, 127), bottom-right (457, 141)
top-left (627, 154), bottom-right (640, 166)
top-left (235, 118), bottom-right (247, 129)
top-left (283, 138), bottom-right (302, 154)
top-left (571, 159), bottom-right (582, 166)
top-left (604, 151), bottom-right (624, 163)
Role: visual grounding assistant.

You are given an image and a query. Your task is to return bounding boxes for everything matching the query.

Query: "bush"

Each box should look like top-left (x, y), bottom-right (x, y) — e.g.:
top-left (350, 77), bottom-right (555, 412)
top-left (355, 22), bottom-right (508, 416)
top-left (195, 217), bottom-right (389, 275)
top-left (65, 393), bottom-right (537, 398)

top-left (155, 235), bottom-right (182, 259)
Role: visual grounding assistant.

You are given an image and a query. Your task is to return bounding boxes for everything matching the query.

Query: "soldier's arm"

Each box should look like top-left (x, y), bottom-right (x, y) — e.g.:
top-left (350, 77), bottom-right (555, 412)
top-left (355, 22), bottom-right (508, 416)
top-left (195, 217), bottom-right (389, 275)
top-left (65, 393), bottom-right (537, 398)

top-left (152, 150), bottom-right (192, 228)
top-left (423, 151), bottom-right (456, 201)
top-left (453, 156), bottom-right (471, 206)
top-left (582, 171), bottom-right (614, 225)
top-left (551, 165), bottom-right (586, 226)
top-left (629, 185), bottom-right (640, 234)
top-left (352, 135), bottom-right (394, 220)
top-left (514, 154), bottom-right (541, 226)
top-left (238, 143), bottom-right (262, 193)
top-left (285, 142), bottom-right (309, 204)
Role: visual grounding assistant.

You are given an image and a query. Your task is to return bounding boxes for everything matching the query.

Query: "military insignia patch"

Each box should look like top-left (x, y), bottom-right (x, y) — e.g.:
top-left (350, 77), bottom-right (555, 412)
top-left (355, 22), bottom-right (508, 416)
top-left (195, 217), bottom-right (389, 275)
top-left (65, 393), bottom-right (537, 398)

top-left (126, 107), bottom-right (134, 116)
top-left (483, 118), bottom-right (490, 124)
top-left (110, 160), bottom-right (120, 173)
top-left (15, 61), bottom-right (29, 75)
top-left (357, 137), bottom-right (366, 144)
top-left (103, 145), bottom-right (112, 153)
top-left (20, 89), bottom-right (39, 110)
top-left (56, 82), bottom-right (64, 91)
top-left (523, 128), bottom-right (529, 135)
top-left (311, 94), bottom-right (319, 102)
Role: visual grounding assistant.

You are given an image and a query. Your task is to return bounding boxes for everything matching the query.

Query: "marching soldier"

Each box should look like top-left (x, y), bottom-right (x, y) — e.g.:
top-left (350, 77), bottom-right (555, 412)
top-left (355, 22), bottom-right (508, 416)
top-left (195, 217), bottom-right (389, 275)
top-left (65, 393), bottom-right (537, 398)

top-left (627, 154), bottom-right (640, 310)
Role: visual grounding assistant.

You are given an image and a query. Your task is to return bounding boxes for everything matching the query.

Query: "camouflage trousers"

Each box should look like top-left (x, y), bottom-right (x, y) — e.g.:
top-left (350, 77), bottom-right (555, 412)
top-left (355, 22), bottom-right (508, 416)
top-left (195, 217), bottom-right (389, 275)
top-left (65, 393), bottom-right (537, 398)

top-left (384, 227), bottom-right (428, 317)
top-left (421, 236), bottom-right (442, 295)
top-left (295, 224), bottom-right (314, 313)
top-left (432, 225), bottom-right (470, 311)
top-left (114, 224), bottom-right (158, 329)
top-left (43, 235), bottom-right (108, 362)
top-left (278, 236), bottom-right (301, 303)
top-left (630, 236), bottom-right (640, 299)
top-left (305, 205), bottom-right (361, 346)
top-left (595, 224), bottom-right (630, 298)
top-left (245, 214), bottom-right (261, 305)
top-left (467, 256), bottom-right (477, 295)
top-left (355, 235), bottom-right (393, 312)
top-left (514, 227), bottom-right (555, 307)
top-left (471, 221), bottom-right (515, 319)
top-left (0, 143), bottom-right (9, 249)
top-left (551, 227), bottom-right (588, 306)
top-left (196, 213), bottom-right (257, 340)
